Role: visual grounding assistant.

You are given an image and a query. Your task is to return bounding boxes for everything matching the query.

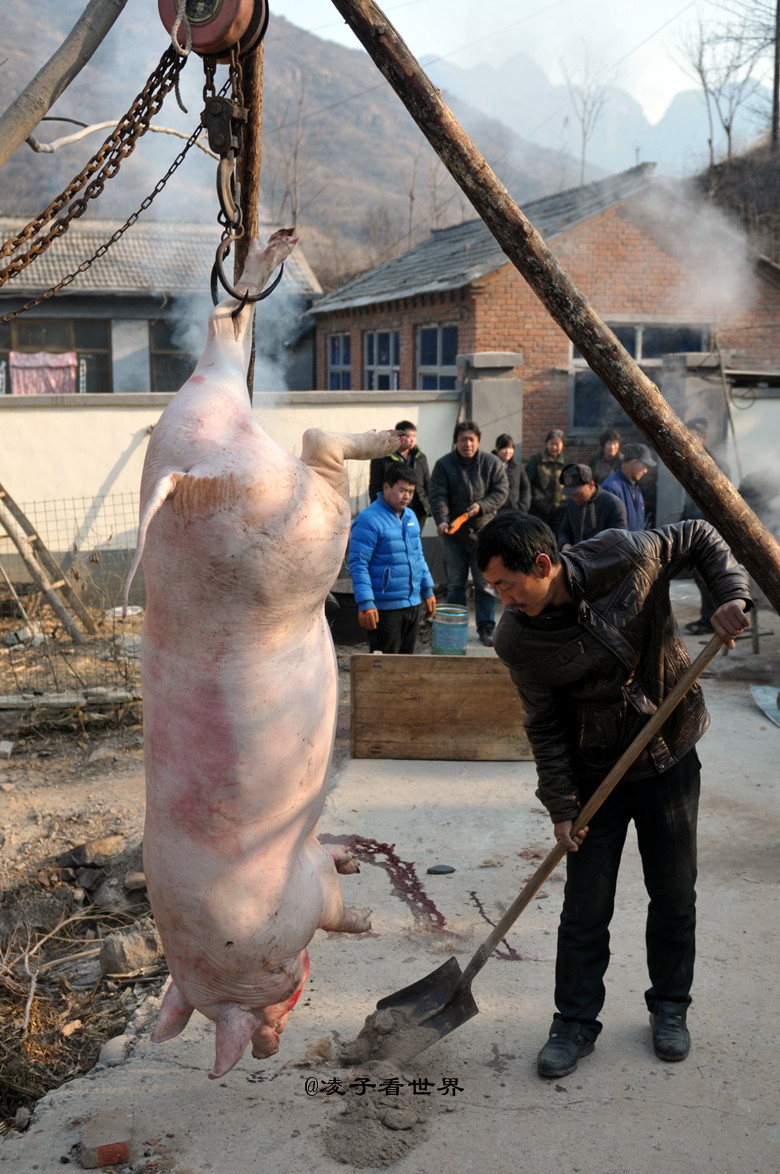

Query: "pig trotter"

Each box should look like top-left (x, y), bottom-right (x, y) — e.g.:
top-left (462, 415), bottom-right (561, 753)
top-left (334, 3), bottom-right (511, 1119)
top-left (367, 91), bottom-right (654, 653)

top-left (322, 904), bottom-right (372, 934)
top-left (151, 980), bottom-right (195, 1043)
top-left (330, 847), bottom-right (360, 874)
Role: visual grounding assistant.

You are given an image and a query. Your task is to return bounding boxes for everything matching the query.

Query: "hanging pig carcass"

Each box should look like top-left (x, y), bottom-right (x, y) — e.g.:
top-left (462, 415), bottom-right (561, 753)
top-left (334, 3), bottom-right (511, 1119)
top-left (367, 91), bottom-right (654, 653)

top-left (125, 232), bottom-right (402, 1078)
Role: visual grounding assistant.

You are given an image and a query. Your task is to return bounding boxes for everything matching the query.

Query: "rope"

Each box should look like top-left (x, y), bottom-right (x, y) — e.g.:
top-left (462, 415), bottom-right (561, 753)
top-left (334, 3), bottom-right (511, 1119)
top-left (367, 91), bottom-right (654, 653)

top-left (170, 0), bottom-right (192, 112)
top-left (170, 0), bottom-right (193, 57)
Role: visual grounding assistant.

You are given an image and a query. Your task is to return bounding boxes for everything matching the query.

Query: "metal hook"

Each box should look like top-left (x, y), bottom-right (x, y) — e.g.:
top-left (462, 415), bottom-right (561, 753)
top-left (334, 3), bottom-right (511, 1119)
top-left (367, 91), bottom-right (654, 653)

top-left (210, 237), bottom-right (285, 306)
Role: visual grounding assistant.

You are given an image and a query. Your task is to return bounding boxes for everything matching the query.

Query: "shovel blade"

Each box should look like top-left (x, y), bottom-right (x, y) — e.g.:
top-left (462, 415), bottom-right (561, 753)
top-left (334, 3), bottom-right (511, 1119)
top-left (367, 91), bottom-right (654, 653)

top-left (372, 956), bottom-right (480, 1064)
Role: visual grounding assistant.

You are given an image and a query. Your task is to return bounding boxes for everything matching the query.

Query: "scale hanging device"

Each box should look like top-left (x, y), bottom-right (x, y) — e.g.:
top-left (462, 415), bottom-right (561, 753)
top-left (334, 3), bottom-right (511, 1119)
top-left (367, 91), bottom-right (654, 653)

top-left (158, 0), bottom-right (282, 306)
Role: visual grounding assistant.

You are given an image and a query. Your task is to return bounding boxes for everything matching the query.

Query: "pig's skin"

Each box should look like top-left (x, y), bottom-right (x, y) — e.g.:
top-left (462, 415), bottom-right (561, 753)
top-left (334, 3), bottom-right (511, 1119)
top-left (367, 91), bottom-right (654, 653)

top-left (126, 235), bottom-right (401, 1078)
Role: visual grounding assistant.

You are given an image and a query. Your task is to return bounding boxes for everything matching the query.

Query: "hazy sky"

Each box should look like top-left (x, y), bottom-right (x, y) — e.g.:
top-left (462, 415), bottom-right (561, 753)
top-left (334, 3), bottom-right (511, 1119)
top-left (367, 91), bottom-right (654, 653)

top-left (269, 0), bottom-right (746, 124)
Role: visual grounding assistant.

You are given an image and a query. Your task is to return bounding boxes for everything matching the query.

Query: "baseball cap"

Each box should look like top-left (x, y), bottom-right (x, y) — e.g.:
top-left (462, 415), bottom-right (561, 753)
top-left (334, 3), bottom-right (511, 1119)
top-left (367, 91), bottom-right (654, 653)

top-left (559, 463), bottom-right (594, 494)
top-left (623, 443), bottom-right (657, 467)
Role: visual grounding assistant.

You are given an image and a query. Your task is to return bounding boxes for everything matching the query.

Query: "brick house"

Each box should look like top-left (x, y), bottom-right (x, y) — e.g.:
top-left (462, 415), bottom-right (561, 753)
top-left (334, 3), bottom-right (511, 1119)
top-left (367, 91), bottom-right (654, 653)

top-left (0, 218), bottom-right (321, 395)
top-left (310, 164), bottom-right (780, 469)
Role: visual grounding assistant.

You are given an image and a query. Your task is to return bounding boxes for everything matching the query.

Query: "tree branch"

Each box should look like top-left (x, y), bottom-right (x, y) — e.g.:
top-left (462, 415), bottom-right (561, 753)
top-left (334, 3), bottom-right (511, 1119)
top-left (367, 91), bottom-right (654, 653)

top-left (0, 0), bottom-right (129, 171)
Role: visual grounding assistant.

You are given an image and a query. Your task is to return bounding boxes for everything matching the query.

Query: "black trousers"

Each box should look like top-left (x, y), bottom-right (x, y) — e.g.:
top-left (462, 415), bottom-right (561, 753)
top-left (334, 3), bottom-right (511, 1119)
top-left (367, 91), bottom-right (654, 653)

top-left (554, 750), bottom-right (701, 1038)
top-left (367, 605), bottom-right (421, 654)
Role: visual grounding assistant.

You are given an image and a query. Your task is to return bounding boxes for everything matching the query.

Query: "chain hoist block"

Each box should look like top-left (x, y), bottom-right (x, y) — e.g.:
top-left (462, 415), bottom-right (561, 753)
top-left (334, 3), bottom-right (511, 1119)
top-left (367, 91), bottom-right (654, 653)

top-left (203, 95), bottom-right (247, 155)
top-left (158, 0), bottom-right (268, 60)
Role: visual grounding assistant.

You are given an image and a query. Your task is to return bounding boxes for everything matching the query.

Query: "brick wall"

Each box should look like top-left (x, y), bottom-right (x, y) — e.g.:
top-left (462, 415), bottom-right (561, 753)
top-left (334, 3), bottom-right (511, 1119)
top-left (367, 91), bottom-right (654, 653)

top-left (314, 198), bottom-right (780, 460)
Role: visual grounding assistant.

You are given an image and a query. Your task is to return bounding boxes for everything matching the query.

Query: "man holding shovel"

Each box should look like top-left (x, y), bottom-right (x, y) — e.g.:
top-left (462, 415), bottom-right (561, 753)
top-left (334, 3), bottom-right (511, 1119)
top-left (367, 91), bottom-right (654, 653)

top-left (476, 515), bottom-right (751, 1078)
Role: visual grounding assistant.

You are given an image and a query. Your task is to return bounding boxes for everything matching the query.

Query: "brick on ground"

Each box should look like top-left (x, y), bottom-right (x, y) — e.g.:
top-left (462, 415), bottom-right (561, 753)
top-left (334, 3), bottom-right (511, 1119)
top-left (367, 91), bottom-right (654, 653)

top-left (79, 1107), bottom-right (134, 1168)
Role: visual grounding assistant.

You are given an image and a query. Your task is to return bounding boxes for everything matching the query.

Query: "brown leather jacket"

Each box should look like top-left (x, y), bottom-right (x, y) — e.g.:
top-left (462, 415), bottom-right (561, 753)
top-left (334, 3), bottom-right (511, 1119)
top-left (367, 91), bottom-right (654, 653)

top-left (494, 522), bottom-right (751, 822)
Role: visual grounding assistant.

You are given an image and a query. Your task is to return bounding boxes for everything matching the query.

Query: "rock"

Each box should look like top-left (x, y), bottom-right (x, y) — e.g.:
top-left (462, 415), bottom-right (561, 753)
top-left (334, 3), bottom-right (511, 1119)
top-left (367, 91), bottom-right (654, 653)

top-left (0, 741), bottom-right (14, 760)
top-left (87, 747), bottom-right (118, 765)
top-left (123, 870), bottom-right (147, 891)
top-left (14, 1106), bottom-right (31, 1130)
top-left (76, 867), bottom-right (105, 892)
top-left (0, 781), bottom-right (15, 792)
top-left (97, 1034), bottom-right (132, 1067)
top-left (426, 864), bottom-right (456, 874)
top-left (99, 924), bottom-right (163, 976)
top-left (60, 835), bottom-right (126, 868)
top-left (91, 877), bottom-right (135, 911)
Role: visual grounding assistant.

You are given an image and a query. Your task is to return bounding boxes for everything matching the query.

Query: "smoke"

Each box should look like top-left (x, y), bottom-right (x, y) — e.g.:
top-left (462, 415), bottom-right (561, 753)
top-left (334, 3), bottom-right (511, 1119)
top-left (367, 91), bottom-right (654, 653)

top-left (630, 183), bottom-right (759, 321)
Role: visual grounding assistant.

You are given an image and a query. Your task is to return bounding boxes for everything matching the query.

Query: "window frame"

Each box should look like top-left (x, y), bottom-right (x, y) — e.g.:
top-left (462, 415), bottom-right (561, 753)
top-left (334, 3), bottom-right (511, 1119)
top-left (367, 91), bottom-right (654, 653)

top-left (0, 317), bottom-right (112, 394)
top-left (569, 319), bottom-right (711, 435)
top-left (326, 332), bottom-right (352, 390)
top-left (363, 329), bottom-right (400, 391)
top-left (416, 324), bottom-right (458, 391)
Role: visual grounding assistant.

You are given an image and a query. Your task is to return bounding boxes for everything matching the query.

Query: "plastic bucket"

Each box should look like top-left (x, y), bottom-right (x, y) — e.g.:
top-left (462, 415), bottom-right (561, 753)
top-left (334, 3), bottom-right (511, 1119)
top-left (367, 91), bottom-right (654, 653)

top-left (431, 605), bottom-right (470, 655)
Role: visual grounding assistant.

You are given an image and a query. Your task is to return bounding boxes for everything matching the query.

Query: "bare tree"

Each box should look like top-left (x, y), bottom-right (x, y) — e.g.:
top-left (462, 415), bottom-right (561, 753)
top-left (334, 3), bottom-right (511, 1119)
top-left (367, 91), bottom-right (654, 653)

top-left (360, 204), bottom-right (405, 267)
top-left (712, 0), bottom-right (780, 150)
top-left (677, 14), bottom-right (762, 166)
top-left (562, 46), bottom-right (610, 185)
top-left (264, 67), bottom-right (332, 227)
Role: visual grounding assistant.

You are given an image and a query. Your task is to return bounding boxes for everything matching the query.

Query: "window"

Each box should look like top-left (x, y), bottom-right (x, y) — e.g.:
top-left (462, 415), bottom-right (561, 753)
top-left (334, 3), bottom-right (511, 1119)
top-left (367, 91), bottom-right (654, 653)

top-left (327, 333), bottom-right (351, 390)
top-left (570, 322), bottom-right (710, 431)
top-left (417, 325), bottom-right (458, 390)
top-left (364, 330), bottom-right (399, 390)
top-left (0, 317), bottom-right (112, 393)
top-left (149, 320), bottom-right (196, 392)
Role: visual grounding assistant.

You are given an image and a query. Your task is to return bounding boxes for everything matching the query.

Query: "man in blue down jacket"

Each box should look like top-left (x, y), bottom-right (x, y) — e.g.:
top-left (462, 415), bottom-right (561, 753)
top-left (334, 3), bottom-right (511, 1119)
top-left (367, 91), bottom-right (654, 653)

top-left (601, 442), bottom-right (656, 530)
top-left (476, 513), bottom-right (751, 1079)
top-left (348, 464), bottom-right (436, 654)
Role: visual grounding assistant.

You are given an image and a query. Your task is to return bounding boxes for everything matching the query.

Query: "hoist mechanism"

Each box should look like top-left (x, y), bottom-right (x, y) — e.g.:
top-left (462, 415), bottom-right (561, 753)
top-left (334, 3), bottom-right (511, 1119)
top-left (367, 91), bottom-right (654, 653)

top-left (158, 0), bottom-right (269, 61)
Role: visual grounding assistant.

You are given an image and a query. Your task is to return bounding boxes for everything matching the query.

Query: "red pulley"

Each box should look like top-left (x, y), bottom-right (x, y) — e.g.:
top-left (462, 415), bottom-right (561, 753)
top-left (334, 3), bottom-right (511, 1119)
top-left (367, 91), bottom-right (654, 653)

top-left (158, 0), bottom-right (269, 59)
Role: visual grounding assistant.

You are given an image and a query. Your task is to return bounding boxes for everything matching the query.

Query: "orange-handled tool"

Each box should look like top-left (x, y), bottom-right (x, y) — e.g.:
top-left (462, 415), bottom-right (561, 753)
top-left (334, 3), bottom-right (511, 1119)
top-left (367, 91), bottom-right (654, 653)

top-left (447, 513), bottom-right (470, 535)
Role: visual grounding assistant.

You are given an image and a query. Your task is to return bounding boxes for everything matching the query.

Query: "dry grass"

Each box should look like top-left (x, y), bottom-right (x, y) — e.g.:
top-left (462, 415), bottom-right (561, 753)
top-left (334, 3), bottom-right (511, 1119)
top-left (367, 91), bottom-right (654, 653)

top-left (0, 907), bottom-right (166, 1128)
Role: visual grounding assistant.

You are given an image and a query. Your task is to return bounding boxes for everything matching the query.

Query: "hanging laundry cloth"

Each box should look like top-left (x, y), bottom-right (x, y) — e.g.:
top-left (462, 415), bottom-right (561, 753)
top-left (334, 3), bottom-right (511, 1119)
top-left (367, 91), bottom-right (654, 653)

top-left (9, 351), bottom-right (78, 395)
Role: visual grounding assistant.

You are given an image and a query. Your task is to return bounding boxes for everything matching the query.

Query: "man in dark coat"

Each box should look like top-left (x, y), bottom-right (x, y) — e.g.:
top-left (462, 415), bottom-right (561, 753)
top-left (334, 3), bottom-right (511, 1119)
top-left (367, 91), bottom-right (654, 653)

top-left (368, 420), bottom-right (431, 527)
top-left (430, 419), bottom-right (508, 646)
top-left (476, 513), bottom-right (750, 1079)
top-left (557, 463), bottom-right (627, 550)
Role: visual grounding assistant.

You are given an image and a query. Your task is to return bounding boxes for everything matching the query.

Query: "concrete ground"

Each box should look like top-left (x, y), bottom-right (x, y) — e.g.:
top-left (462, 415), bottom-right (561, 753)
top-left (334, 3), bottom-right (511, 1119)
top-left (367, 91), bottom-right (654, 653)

top-left (1, 584), bottom-right (778, 1173)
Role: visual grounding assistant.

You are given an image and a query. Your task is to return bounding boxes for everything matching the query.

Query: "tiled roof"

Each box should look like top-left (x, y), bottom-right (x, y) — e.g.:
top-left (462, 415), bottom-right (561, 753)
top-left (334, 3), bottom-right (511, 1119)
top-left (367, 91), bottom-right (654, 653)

top-left (311, 164), bottom-right (657, 313)
top-left (0, 218), bottom-right (322, 298)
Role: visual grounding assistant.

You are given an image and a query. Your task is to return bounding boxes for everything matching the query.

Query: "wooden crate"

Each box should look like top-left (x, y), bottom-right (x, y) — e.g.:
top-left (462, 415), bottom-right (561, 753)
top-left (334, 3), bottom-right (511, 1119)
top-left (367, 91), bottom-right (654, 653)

top-left (350, 653), bottom-right (533, 760)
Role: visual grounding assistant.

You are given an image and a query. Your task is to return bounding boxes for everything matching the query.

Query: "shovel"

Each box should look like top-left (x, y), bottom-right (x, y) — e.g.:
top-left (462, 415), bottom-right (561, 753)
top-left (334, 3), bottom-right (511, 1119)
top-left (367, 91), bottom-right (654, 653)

top-left (366, 632), bottom-right (724, 1064)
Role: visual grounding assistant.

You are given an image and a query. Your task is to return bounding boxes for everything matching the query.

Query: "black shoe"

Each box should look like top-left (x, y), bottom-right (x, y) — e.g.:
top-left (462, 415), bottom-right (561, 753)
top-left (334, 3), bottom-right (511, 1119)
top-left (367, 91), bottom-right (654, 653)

top-left (536, 1022), bottom-right (595, 1078)
top-left (684, 619), bottom-right (714, 635)
top-left (477, 628), bottom-right (494, 647)
top-left (650, 1002), bottom-right (691, 1062)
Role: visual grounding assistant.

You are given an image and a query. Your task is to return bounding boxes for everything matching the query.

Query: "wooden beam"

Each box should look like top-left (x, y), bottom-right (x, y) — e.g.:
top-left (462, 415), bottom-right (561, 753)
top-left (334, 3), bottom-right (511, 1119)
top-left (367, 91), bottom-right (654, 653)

top-left (0, 0), bottom-right (129, 171)
top-left (234, 39), bottom-right (265, 400)
top-left (329, 0), bottom-right (780, 615)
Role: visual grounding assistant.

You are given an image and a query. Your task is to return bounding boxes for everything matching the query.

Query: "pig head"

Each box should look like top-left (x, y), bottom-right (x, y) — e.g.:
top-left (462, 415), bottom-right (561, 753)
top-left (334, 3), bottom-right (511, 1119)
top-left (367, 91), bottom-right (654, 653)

top-left (125, 233), bottom-right (401, 1078)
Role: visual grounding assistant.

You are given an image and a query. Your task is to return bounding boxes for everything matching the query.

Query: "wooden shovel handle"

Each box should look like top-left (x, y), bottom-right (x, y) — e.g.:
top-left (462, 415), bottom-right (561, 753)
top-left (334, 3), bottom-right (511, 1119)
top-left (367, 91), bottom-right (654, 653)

top-left (457, 632), bottom-right (724, 990)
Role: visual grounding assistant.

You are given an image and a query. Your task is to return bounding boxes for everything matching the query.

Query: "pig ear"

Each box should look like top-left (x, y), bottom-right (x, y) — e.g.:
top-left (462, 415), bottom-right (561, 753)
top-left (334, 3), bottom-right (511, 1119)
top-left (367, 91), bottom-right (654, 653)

top-left (151, 981), bottom-right (194, 1042)
top-left (209, 1007), bottom-right (259, 1079)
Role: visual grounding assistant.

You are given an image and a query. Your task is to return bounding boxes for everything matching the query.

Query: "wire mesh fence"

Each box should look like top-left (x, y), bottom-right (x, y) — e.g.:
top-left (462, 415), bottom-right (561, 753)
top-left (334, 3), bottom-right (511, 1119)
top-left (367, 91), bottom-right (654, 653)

top-left (0, 492), bottom-right (142, 731)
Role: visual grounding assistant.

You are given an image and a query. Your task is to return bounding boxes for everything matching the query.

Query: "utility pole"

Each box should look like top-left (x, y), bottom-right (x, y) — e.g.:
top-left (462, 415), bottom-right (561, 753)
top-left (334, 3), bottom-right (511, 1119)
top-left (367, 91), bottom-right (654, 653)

top-left (772, 0), bottom-right (779, 150)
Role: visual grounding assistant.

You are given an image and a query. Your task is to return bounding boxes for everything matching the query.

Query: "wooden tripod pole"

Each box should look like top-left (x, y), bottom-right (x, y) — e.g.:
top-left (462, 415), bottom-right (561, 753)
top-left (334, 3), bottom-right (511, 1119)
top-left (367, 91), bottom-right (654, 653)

top-left (329, 0), bottom-right (780, 616)
top-left (234, 37), bottom-right (265, 402)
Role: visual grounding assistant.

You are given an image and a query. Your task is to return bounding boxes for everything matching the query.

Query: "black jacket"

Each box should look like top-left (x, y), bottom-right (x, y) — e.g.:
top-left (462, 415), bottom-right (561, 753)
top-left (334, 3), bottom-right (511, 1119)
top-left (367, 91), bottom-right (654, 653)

top-left (494, 522), bottom-right (751, 822)
top-left (368, 448), bottom-right (431, 523)
top-left (557, 486), bottom-right (627, 547)
top-left (430, 449), bottom-right (509, 538)
top-left (492, 453), bottom-right (531, 515)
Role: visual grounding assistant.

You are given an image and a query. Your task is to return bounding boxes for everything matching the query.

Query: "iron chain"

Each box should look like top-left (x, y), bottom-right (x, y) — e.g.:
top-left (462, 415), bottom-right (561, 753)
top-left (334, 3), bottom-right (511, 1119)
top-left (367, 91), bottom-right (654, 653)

top-left (0, 46), bottom-right (186, 288)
